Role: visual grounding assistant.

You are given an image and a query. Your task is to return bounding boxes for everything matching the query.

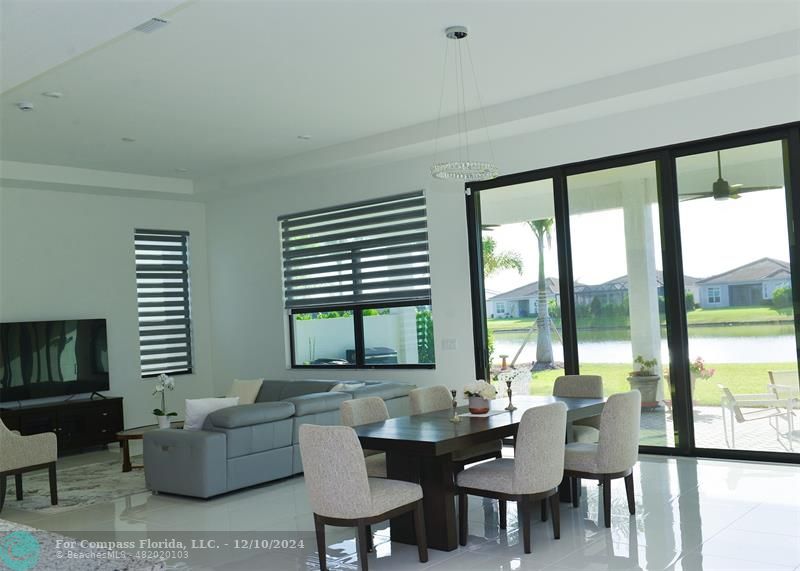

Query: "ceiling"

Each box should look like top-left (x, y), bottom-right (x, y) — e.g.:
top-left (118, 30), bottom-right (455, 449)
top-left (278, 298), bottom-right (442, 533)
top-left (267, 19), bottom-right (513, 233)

top-left (480, 140), bottom-right (786, 224)
top-left (1, 0), bottom-right (799, 190)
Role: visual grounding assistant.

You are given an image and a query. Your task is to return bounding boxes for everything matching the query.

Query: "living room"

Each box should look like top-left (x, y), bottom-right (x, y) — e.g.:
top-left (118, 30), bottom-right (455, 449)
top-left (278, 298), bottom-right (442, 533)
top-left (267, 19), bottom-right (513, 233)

top-left (1, 1), bottom-right (799, 570)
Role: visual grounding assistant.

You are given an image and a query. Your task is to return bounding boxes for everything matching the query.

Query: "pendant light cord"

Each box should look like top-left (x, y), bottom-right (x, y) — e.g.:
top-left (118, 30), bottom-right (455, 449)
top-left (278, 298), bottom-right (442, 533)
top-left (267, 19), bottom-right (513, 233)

top-left (465, 36), bottom-right (496, 170)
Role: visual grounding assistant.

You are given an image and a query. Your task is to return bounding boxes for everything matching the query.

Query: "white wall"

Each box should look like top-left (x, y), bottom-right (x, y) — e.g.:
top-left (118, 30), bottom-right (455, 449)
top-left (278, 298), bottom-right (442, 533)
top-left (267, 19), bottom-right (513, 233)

top-left (0, 186), bottom-right (213, 427)
top-left (205, 76), bottom-right (799, 393)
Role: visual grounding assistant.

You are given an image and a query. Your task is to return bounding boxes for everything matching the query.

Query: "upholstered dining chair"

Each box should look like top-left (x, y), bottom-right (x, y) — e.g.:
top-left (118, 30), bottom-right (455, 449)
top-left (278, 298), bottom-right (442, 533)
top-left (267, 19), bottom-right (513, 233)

top-left (552, 375), bottom-right (604, 443)
top-left (564, 390), bottom-right (641, 528)
top-left (299, 424), bottom-right (428, 571)
top-left (340, 397), bottom-right (389, 478)
top-left (0, 419), bottom-right (58, 512)
top-left (409, 385), bottom-right (503, 470)
top-left (456, 402), bottom-right (567, 554)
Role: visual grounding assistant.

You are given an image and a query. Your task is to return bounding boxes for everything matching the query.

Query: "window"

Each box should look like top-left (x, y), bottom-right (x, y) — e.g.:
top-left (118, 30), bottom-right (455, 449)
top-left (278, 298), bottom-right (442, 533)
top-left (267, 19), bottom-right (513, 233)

top-left (707, 286), bottom-right (721, 304)
top-left (281, 191), bottom-right (434, 368)
top-left (135, 229), bottom-right (193, 377)
top-left (495, 302), bottom-right (506, 315)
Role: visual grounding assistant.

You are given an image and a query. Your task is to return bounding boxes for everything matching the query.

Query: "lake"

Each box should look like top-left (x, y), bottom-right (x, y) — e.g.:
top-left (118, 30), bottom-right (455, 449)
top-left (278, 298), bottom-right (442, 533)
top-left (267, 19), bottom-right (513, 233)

top-left (492, 324), bottom-right (797, 364)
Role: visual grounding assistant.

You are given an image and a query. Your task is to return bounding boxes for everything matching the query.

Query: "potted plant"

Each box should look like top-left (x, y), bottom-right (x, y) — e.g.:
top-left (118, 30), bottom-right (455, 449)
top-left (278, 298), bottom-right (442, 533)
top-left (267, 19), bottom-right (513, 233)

top-left (153, 373), bottom-right (177, 428)
top-left (627, 355), bottom-right (660, 408)
top-left (463, 379), bottom-right (498, 414)
top-left (688, 357), bottom-right (715, 397)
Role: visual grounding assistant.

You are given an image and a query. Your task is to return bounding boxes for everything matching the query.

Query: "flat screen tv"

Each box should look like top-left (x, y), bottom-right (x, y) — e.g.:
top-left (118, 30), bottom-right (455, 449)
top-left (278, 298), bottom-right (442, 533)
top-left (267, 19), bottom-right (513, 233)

top-left (0, 319), bottom-right (109, 403)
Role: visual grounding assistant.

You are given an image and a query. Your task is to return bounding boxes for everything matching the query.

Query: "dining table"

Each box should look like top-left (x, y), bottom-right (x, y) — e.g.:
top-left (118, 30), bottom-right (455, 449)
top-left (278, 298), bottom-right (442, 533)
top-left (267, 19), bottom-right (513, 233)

top-left (353, 394), bottom-right (606, 551)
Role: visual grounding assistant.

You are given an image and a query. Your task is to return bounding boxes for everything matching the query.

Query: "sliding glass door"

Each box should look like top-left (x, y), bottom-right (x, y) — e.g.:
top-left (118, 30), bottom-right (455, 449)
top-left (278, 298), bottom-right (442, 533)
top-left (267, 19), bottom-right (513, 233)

top-left (676, 140), bottom-right (799, 453)
top-left (467, 123), bottom-right (800, 461)
top-left (566, 161), bottom-right (674, 447)
top-left (477, 178), bottom-right (564, 396)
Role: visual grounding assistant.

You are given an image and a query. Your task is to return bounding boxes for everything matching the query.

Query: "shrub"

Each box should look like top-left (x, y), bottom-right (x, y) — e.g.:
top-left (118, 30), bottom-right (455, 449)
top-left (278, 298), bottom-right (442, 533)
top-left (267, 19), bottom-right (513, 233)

top-left (773, 285), bottom-right (792, 309)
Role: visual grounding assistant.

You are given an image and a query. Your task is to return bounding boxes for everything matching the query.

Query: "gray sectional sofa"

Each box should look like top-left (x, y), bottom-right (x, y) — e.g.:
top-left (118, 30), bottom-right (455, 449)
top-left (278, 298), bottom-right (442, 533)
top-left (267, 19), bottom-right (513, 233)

top-left (143, 379), bottom-right (412, 498)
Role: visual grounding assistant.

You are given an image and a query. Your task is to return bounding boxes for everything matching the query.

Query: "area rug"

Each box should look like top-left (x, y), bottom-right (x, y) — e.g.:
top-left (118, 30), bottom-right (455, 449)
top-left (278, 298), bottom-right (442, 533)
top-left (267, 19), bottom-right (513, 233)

top-left (7, 456), bottom-right (148, 515)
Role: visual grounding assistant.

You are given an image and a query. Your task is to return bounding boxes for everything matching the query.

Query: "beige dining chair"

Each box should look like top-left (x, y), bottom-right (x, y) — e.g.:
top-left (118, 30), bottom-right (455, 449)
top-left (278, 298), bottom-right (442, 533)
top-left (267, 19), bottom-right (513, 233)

top-left (552, 375), bottom-right (604, 443)
top-left (341, 397), bottom-right (389, 478)
top-left (456, 402), bottom-right (567, 554)
top-left (299, 424), bottom-right (427, 571)
top-left (409, 385), bottom-right (503, 470)
top-left (563, 390), bottom-right (641, 528)
top-left (0, 419), bottom-right (58, 511)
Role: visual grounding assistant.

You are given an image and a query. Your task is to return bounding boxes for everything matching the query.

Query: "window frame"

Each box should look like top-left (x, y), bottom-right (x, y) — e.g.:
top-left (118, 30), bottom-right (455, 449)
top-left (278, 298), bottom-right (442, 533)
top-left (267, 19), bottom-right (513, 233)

top-left (135, 228), bottom-right (194, 378)
top-left (288, 299), bottom-right (435, 370)
top-left (707, 286), bottom-right (721, 304)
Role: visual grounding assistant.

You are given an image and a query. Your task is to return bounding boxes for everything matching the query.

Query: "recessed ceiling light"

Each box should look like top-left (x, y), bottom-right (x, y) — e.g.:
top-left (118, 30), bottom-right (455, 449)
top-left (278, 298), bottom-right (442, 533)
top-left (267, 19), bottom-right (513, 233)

top-left (16, 101), bottom-right (34, 111)
top-left (42, 91), bottom-right (63, 99)
top-left (297, 135), bottom-right (312, 140)
top-left (121, 137), bottom-right (136, 143)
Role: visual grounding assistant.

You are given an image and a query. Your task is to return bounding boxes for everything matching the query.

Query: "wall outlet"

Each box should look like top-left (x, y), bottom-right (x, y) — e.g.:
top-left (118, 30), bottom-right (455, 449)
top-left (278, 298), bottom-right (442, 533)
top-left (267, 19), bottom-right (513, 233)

top-left (441, 338), bottom-right (458, 351)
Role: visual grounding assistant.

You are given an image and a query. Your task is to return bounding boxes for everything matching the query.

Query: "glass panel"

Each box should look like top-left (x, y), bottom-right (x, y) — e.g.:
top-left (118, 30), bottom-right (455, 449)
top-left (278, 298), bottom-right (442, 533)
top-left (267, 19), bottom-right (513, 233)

top-left (676, 140), bottom-right (798, 453)
top-left (291, 310), bottom-right (355, 365)
top-left (479, 178), bottom-right (563, 396)
top-left (567, 161), bottom-right (674, 447)
top-left (362, 305), bottom-right (435, 365)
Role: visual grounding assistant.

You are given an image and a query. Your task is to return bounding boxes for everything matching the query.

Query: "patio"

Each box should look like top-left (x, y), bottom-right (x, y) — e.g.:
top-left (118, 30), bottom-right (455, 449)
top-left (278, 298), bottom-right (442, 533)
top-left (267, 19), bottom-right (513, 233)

top-left (641, 405), bottom-right (797, 452)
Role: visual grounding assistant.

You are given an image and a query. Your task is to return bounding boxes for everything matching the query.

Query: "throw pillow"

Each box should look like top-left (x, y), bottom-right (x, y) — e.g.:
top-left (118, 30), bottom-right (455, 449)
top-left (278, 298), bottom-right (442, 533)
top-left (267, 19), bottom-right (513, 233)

top-left (184, 397), bottom-right (240, 431)
top-left (330, 382), bottom-right (366, 392)
top-left (226, 378), bottom-right (263, 405)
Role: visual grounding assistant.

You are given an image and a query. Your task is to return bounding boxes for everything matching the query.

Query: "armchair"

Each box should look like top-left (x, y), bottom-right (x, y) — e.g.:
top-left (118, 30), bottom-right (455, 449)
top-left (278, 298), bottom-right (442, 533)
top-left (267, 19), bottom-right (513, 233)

top-left (0, 419), bottom-right (58, 511)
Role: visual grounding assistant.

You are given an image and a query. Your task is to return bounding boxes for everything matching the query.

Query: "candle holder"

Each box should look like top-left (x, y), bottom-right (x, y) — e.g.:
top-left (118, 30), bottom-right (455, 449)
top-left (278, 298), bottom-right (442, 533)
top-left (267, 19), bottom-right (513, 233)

top-left (504, 379), bottom-right (517, 412)
top-left (449, 389), bottom-right (461, 423)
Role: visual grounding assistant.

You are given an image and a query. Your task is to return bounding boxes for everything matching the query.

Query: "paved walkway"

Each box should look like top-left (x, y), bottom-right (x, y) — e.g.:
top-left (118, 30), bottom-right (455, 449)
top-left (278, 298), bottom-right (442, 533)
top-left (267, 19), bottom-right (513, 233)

top-left (641, 405), bottom-right (797, 453)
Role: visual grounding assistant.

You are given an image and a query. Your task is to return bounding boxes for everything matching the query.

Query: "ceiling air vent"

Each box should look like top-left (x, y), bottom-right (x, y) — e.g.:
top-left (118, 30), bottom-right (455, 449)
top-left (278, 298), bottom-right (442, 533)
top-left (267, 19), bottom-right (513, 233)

top-left (133, 17), bottom-right (170, 33)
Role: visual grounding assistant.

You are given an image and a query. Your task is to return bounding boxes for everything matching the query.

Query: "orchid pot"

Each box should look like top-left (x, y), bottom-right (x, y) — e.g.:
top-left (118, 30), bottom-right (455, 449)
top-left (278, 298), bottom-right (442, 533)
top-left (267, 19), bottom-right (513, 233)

top-left (468, 396), bottom-right (491, 414)
top-left (463, 379), bottom-right (498, 414)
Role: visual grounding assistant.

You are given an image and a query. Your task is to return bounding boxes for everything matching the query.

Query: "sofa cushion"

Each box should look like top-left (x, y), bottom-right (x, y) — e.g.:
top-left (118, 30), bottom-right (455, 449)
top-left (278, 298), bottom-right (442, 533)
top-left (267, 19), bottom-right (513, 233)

top-left (255, 380), bottom-right (340, 402)
top-left (207, 402), bottom-right (295, 429)
top-left (214, 418), bottom-right (294, 459)
top-left (185, 397), bottom-right (240, 431)
top-left (350, 382), bottom-right (413, 401)
top-left (226, 379), bottom-right (264, 405)
top-left (283, 391), bottom-right (352, 416)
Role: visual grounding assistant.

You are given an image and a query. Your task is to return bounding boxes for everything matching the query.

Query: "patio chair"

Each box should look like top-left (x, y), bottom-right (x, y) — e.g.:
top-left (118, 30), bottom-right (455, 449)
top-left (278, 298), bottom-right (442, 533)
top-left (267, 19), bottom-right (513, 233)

top-left (718, 384), bottom-right (795, 452)
top-left (768, 371), bottom-right (800, 442)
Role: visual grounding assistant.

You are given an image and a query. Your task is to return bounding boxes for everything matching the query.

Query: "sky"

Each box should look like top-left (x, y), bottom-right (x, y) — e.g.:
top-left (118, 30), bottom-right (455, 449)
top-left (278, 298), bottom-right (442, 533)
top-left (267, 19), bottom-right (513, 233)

top-left (484, 187), bottom-right (791, 295)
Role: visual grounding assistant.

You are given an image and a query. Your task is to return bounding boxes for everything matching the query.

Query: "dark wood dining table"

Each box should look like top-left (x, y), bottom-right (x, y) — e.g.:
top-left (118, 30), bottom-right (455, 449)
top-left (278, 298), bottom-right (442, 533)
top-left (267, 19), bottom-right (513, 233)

top-left (353, 394), bottom-right (605, 551)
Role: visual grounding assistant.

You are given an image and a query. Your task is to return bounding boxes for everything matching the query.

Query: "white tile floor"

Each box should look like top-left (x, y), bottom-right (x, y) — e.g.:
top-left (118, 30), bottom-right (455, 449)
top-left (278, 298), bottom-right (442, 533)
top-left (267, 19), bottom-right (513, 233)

top-left (2, 449), bottom-right (799, 570)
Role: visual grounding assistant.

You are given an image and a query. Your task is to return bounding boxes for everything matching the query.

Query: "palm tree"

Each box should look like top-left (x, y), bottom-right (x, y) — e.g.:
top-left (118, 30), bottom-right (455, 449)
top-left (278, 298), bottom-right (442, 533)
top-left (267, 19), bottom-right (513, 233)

top-left (526, 219), bottom-right (555, 366)
top-left (482, 236), bottom-right (523, 278)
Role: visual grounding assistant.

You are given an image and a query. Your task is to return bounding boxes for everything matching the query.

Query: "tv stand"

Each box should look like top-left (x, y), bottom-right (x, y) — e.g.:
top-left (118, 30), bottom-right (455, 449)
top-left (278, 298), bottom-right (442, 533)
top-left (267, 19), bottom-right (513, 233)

top-left (0, 397), bottom-right (123, 453)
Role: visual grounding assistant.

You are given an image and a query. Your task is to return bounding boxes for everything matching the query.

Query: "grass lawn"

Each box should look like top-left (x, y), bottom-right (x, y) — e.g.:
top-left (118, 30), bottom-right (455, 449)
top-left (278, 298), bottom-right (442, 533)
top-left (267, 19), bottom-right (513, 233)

top-left (686, 306), bottom-right (792, 325)
top-left (487, 306), bottom-right (791, 333)
top-left (527, 362), bottom-right (796, 406)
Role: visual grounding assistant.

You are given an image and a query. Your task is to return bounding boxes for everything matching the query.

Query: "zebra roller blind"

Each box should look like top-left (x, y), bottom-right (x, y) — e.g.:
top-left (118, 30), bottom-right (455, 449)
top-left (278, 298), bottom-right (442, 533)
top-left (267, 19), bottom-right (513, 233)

top-left (280, 191), bottom-right (431, 309)
top-left (135, 229), bottom-right (193, 376)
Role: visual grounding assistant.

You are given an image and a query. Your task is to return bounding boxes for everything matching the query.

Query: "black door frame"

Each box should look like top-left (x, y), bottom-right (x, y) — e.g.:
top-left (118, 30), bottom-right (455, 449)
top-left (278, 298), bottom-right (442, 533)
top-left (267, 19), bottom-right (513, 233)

top-left (466, 121), bottom-right (800, 464)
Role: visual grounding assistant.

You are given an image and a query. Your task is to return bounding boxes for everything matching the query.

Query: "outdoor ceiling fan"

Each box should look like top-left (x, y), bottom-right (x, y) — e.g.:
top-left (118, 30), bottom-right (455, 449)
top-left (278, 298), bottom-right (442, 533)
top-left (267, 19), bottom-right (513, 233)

top-left (682, 151), bottom-right (782, 201)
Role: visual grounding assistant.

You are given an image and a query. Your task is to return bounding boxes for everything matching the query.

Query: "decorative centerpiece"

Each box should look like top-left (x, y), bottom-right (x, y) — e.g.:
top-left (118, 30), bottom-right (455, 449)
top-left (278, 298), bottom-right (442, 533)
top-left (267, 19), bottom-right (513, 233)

top-left (497, 367), bottom-right (530, 412)
top-left (463, 379), bottom-right (498, 414)
top-left (152, 373), bottom-right (177, 428)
